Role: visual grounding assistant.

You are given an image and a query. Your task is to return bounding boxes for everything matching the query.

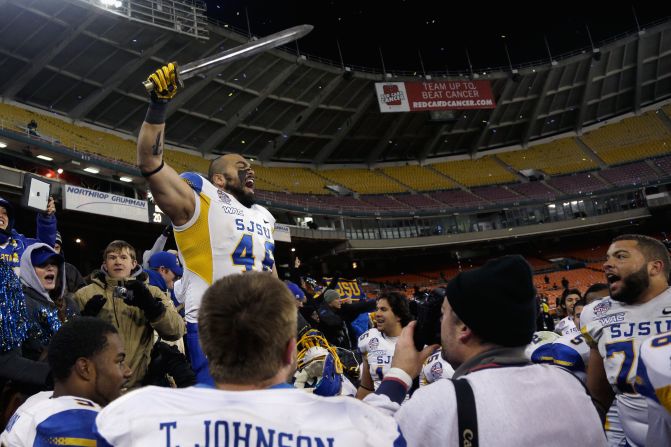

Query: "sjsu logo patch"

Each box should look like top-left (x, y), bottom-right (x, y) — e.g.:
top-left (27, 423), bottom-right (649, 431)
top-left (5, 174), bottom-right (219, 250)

top-left (369, 337), bottom-right (379, 350)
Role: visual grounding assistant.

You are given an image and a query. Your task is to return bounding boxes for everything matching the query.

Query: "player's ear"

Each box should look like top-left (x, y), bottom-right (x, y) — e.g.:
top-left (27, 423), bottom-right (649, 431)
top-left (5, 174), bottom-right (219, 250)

top-left (74, 357), bottom-right (94, 381)
top-left (211, 172), bottom-right (225, 187)
top-left (648, 259), bottom-right (664, 277)
top-left (285, 337), bottom-right (297, 367)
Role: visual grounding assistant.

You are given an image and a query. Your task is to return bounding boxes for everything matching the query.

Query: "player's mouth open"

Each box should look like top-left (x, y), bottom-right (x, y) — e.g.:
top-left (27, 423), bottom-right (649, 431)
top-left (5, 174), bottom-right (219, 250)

top-left (245, 178), bottom-right (254, 188)
top-left (606, 273), bottom-right (620, 284)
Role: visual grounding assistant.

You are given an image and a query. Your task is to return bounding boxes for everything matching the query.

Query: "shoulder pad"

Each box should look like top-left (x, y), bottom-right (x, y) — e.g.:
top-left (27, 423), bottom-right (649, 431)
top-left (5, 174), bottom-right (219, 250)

top-left (180, 172), bottom-right (204, 193)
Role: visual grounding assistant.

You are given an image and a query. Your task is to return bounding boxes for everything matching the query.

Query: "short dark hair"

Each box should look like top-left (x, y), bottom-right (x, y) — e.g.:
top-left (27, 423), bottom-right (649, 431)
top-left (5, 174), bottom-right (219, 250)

top-left (573, 298), bottom-right (587, 310)
top-left (378, 292), bottom-right (413, 327)
top-left (612, 234), bottom-right (671, 278)
top-left (199, 272), bottom-right (296, 384)
top-left (584, 283), bottom-right (609, 297)
top-left (560, 288), bottom-right (582, 310)
top-left (48, 317), bottom-right (118, 381)
top-left (207, 156), bottom-right (224, 181)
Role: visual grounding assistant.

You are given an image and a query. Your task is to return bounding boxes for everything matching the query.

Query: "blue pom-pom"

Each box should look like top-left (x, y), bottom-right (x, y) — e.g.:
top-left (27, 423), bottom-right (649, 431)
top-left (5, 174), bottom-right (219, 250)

top-left (0, 259), bottom-right (29, 352)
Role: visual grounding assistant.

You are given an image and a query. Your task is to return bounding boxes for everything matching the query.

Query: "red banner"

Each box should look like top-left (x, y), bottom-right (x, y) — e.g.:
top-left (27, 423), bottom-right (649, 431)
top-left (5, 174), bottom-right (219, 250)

top-left (375, 80), bottom-right (496, 113)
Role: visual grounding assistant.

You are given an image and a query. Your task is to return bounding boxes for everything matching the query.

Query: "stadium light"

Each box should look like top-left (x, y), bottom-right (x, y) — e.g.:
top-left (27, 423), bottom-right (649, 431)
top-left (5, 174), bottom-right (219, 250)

top-left (83, 167), bottom-right (100, 174)
top-left (57, 168), bottom-right (64, 174)
top-left (100, 0), bottom-right (123, 8)
top-left (0, 141), bottom-right (7, 148)
top-left (119, 176), bottom-right (133, 183)
top-left (36, 154), bottom-right (53, 161)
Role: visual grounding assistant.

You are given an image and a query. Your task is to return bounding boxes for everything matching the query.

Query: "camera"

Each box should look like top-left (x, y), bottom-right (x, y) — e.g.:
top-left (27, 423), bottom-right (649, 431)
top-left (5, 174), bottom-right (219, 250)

top-left (412, 287), bottom-right (446, 351)
top-left (113, 285), bottom-right (134, 302)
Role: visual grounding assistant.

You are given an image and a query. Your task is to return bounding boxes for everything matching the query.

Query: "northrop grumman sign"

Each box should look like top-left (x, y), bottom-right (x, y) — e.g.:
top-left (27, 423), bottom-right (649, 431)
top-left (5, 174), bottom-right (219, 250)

top-left (63, 185), bottom-right (149, 223)
top-left (273, 223), bottom-right (291, 242)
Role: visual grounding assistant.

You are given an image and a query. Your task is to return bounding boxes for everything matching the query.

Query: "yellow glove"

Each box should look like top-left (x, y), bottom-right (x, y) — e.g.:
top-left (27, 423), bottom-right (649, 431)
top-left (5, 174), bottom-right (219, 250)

top-left (147, 62), bottom-right (178, 100)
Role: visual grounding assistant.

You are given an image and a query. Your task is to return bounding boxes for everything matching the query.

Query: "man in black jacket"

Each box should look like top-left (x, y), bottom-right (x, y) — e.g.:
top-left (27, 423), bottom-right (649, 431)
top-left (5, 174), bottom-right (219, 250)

top-left (318, 289), bottom-right (376, 349)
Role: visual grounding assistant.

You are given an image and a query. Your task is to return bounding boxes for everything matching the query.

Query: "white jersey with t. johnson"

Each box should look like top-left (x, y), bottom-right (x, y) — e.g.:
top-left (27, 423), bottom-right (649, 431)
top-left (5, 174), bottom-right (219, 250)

top-left (419, 348), bottom-right (454, 387)
top-left (1, 392), bottom-right (100, 447)
top-left (175, 173), bottom-right (275, 323)
top-left (94, 386), bottom-right (404, 447)
top-left (357, 328), bottom-right (398, 391)
top-left (635, 331), bottom-right (671, 446)
top-left (581, 288), bottom-right (671, 447)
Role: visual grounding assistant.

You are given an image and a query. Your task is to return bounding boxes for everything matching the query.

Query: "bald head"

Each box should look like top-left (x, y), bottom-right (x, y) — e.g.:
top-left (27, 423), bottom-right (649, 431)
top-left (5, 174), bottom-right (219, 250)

top-left (208, 153), bottom-right (256, 207)
top-left (208, 154), bottom-right (246, 181)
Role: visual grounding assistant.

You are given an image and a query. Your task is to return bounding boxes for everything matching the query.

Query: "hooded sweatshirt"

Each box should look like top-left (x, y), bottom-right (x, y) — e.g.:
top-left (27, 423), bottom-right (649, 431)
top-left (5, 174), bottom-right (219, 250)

top-left (0, 198), bottom-right (57, 275)
top-left (19, 243), bottom-right (78, 361)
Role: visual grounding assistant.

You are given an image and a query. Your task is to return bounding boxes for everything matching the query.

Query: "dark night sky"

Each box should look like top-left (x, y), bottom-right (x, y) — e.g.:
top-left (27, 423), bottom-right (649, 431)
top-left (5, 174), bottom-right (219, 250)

top-left (204, 1), bottom-right (671, 74)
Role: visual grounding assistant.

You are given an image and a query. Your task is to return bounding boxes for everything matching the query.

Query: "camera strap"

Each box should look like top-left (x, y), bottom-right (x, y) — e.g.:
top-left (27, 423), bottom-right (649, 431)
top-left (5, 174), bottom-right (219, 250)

top-left (452, 378), bottom-right (478, 447)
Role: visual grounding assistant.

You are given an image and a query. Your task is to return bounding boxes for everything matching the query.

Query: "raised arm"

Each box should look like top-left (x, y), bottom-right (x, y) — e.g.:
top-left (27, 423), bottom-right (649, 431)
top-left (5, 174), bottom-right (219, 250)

top-left (139, 63), bottom-right (195, 227)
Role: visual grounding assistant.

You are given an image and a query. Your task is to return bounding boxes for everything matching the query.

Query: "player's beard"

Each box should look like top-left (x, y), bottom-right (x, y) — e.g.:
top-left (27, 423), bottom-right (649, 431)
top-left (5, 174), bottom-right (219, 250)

top-left (225, 169), bottom-right (255, 208)
top-left (610, 265), bottom-right (649, 304)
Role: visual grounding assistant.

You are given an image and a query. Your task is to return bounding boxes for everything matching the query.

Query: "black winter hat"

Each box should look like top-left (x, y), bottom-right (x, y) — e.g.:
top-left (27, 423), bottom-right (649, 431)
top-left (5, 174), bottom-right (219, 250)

top-left (446, 255), bottom-right (537, 347)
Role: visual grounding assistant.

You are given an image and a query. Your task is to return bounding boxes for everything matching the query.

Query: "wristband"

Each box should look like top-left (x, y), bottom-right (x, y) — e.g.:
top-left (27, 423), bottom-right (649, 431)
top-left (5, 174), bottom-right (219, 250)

top-left (145, 101), bottom-right (168, 124)
top-left (141, 160), bottom-right (164, 178)
top-left (383, 367), bottom-right (413, 389)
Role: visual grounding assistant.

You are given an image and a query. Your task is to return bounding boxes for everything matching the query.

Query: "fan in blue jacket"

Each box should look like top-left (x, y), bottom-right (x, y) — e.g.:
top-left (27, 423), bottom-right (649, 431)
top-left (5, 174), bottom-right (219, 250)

top-left (0, 196), bottom-right (57, 275)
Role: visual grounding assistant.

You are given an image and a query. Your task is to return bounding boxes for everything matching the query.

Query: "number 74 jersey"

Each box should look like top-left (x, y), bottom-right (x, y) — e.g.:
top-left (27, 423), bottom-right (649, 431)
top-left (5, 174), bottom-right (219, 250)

top-left (581, 289), bottom-right (671, 447)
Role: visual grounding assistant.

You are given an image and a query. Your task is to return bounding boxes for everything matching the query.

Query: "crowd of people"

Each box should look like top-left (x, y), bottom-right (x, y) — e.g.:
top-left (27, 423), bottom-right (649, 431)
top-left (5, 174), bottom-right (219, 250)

top-left (1, 62), bottom-right (670, 446)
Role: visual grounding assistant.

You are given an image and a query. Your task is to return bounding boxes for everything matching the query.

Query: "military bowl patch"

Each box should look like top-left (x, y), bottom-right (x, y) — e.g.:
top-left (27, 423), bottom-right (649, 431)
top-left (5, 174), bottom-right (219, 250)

top-left (430, 362), bottom-right (443, 380)
top-left (593, 300), bottom-right (611, 317)
top-left (369, 337), bottom-right (379, 350)
top-left (218, 190), bottom-right (231, 204)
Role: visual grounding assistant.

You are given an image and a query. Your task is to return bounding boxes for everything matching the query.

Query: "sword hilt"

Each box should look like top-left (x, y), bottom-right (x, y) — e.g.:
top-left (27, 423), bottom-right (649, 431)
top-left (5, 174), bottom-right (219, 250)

top-left (142, 62), bottom-right (182, 93)
top-left (142, 79), bottom-right (154, 92)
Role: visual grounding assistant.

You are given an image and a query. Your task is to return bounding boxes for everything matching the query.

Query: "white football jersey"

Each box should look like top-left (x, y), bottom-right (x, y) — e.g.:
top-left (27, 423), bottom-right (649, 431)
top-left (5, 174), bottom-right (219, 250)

top-left (556, 316), bottom-right (580, 336)
top-left (551, 333), bottom-right (591, 382)
top-left (358, 328), bottom-right (397, 391)
top-left (1, 393), bottom-right (100, 447)
top-left (525, 330), bottom-right (560, 363)
top-left (605, 404), bottom-right (626, 447)
top-left (581, 288), bottom-right (671, 447)
top-left (419, 348), bottom-right (454, 386)
top-left (548, 332), bottom-right (626, 444)
top-left (635, 331), bottom-right (671, 446)
top-left (94, 385), bottom-right (403, 446)
top-left (175, 173), bottom-right (275, 323)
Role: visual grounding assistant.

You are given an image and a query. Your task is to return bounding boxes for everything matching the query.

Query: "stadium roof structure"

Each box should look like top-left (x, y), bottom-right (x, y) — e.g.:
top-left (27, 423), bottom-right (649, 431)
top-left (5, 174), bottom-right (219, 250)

top-left (2, 0), bottom-right (671, 167)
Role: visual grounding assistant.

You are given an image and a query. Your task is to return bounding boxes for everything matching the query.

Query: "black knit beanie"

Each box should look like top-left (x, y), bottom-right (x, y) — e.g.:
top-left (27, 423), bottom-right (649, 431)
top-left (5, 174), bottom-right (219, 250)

top-left (446, 255), bottom-right (537, 347)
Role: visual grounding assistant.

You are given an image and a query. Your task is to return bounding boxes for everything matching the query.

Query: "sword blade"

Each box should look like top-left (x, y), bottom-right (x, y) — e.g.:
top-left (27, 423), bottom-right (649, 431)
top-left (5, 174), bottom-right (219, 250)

top-left (142, 24), bottom-right (313, 92)
top-left (179, 24), bottom-right (313, 80)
